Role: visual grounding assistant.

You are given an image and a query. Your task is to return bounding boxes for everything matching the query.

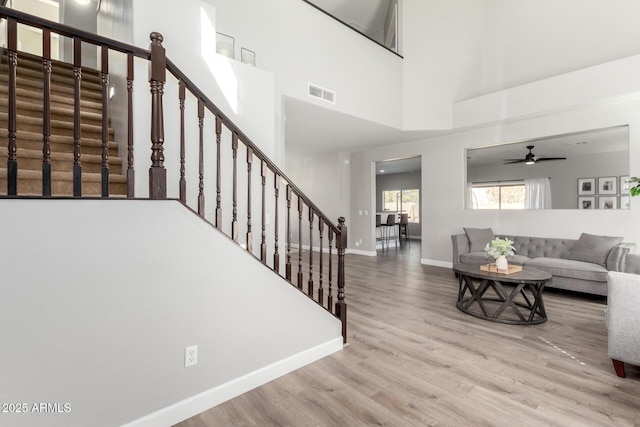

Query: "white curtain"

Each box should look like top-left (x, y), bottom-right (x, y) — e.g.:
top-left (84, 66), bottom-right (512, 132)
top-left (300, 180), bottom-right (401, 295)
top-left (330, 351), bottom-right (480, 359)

top-left (525, 178), bottom-right (552, 209)
top-left (467, 183), bottom-right (475, 209)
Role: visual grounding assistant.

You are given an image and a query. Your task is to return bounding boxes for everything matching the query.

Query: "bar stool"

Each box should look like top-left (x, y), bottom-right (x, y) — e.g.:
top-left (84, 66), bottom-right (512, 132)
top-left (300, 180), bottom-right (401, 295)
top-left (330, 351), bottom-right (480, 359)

top-left (382, 214), bottom-right (398, 248)
top-left (399, 213), bottom-right (409, 241)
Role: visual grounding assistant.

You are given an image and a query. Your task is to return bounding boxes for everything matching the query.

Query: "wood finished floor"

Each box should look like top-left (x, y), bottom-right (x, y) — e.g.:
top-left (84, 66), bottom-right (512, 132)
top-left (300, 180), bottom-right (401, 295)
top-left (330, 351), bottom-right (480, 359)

top-left (176, 240), bottom-right (640, 426)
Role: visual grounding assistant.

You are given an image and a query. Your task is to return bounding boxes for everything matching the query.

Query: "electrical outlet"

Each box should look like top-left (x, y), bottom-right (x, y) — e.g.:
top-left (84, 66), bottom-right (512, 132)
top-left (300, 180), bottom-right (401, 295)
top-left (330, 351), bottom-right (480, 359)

top-left (185, 345), bottom-right (198, 367)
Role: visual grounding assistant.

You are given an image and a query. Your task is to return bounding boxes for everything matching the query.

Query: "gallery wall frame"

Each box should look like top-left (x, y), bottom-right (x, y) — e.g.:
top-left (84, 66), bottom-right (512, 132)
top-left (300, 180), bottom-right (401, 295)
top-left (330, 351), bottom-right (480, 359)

top-left (578, 178), bottom-right (595, 195)
top-left (598, 176), bottom-right (617, 195)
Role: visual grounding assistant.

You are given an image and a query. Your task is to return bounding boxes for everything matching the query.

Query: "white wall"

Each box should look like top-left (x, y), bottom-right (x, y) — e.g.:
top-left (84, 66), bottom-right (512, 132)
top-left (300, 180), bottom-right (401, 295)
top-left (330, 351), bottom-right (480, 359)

top-left (401, 0), bottom-right (484, 130)
top-left (0, 200), bottom-right (342, 427)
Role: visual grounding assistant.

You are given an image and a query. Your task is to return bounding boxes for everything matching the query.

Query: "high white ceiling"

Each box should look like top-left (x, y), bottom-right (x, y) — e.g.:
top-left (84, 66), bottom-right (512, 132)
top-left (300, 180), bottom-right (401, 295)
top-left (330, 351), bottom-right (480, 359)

top-left (285, 97), bottom-right (441, 157)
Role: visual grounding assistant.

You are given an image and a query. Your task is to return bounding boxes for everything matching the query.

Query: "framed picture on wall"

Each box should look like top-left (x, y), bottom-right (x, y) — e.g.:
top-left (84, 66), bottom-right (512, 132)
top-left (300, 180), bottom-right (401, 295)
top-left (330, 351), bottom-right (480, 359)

top-left (578, 196), bottom-right (595, 210)
top-left (620, 176), bottom-right (631, 193)
top-left (578, 178), bottom-right (596, 195)
top-left (598, 177), bottom-right (617, 195)
top-left (620, 196), bottom-right (630, 210)
top-left (599, 196), bottom-right (617, 209)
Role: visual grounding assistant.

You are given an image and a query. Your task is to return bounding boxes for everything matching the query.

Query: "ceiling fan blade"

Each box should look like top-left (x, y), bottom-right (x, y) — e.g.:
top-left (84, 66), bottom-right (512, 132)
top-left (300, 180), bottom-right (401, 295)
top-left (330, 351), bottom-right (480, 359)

top-left (503, 159), bottom-right (526, 164)
top-left (535, 157), bottom-right (566, 162)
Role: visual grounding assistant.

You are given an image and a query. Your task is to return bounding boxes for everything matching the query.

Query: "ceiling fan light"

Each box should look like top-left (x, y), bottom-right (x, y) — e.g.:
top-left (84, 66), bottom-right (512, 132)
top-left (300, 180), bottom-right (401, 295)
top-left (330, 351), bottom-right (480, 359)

top-left (525, 159), bottom-right (535, 165)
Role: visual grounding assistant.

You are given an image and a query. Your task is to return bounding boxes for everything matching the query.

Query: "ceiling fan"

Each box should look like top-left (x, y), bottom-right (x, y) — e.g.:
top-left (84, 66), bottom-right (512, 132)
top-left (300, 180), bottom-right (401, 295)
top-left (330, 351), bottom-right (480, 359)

top-left (503, 145), bottom-right (566, 165)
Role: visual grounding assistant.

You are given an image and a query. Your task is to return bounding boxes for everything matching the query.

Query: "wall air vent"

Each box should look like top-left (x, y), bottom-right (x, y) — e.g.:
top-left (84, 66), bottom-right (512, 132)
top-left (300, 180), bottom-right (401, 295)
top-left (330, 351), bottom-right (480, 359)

top-left (308, 83), bottom-right (336, 104)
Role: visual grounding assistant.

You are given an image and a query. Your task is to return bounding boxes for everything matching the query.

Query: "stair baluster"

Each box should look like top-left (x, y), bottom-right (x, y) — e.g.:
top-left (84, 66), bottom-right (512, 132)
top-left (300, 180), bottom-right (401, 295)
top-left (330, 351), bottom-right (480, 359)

top-left (318, 220), bottom-right (324, 305)
top-left (260, 160), bottom-right (267, 263)
top-left (127, 53), bottom-right (135, 198)
top-left (7, 18), bottom-right (18, 196)
top-left (178, 81), bottom-right (186, 203)
top-left (100, 45), bottom-right (110, 197)
top-left (231, 132), bottom-right (238, 242)
top-left (297, 194), bottom-right (303, 289)
top-left (273, 174), bottom-right (280, 273)
top-left (308, 207), bottom-right (314, 297)
top-left (246, 147), bottom-right (253, 253)
top-left (42, 29), bottom-right (52, 196)
top-left (285, 185), bottom-right (292, 281)
top-left (72, 37), bottom-right (82, 197)
top-left (215, 116), bottom-right (222, 228)
top-left (328, 227), bottom-right (334, 313)
top-left (197, 98), bottom-right (204, 217)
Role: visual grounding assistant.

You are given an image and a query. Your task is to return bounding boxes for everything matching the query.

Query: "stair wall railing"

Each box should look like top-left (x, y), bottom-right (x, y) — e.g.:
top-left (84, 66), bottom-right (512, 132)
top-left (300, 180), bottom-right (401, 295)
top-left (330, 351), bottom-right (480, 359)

top-left (0, 7), bottom-right (347, 343)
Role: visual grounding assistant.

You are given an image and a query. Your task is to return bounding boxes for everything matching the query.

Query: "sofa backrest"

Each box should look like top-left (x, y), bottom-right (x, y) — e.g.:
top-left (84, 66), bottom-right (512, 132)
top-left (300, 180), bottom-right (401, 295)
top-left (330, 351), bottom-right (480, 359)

top-left (500, 235), bottom-right (576, 259)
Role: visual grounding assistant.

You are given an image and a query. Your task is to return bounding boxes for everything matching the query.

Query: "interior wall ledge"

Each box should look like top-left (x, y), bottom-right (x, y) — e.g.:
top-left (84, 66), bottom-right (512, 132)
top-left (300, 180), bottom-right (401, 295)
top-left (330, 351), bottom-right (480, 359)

top-left (452, 54), bottom-right (640, 129)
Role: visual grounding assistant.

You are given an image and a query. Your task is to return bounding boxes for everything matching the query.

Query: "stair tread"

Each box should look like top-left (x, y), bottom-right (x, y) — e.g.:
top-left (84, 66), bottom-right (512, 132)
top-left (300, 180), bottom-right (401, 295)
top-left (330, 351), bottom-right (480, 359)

top-left (0, 85), bottom-right (103, 110)
top-left (0, 147), bottom-right (123, 164)
top-left (0, 130), bottom-right (118, 148)
top-left (0, 112), bottom-right (115, 135)
top-left (0, 98), bottom-right (105, 121)
top-left (0, 168), bottom-right (127, 182)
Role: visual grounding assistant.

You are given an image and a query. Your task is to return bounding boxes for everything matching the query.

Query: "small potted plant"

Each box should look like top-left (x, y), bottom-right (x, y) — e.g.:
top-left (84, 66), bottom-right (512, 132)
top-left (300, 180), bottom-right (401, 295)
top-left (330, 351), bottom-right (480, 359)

top-left (630, 177), bottom-right (640, 197)
top-left (485, 237), bottom-right (516, 270)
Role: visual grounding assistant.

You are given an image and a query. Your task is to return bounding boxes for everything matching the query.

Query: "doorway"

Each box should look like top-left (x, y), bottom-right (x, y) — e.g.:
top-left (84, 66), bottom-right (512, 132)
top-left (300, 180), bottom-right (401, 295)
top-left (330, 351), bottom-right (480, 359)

top-left (374, 156), bottom-right (422, 258)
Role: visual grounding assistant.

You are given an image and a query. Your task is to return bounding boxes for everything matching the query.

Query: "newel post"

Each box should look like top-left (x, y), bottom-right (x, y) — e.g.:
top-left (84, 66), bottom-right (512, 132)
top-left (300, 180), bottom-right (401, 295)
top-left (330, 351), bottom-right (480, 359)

top-left (335, 216), bottom-right (348, 343)
top-left (148, 32), bottom-right (167, 199)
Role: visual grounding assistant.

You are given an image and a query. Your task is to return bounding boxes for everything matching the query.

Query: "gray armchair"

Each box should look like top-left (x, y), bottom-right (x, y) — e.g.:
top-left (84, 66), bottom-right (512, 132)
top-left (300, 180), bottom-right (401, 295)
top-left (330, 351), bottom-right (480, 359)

top-left (607, 254), bottom-right (640, 377)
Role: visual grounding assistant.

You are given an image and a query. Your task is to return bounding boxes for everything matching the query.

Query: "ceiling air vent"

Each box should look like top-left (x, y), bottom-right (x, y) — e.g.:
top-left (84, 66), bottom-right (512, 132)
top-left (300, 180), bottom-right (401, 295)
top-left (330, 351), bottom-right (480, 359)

top-left (308, 83), bottom-right (336, 104)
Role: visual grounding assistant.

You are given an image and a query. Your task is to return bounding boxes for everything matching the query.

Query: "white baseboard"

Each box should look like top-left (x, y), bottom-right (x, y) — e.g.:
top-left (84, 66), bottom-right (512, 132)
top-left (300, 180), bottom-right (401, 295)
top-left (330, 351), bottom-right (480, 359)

top-left (347, 248), bottom-right (377, 256)
top-left (421, 259), bottom-right (453, 268)
top-left (123, 337), bottom-right (343, 427)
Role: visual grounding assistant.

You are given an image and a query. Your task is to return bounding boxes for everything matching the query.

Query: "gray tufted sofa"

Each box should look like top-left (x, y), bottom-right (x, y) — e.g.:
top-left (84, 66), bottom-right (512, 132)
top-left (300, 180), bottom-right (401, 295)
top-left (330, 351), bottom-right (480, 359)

top-left (452, 232), bottom-right (634, 296)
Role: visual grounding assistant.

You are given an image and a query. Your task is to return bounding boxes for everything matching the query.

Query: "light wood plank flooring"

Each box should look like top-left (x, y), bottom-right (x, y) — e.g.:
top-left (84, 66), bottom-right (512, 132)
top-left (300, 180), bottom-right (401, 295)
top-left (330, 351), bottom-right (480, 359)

top-left (177, 240), bottom-right (640, 426)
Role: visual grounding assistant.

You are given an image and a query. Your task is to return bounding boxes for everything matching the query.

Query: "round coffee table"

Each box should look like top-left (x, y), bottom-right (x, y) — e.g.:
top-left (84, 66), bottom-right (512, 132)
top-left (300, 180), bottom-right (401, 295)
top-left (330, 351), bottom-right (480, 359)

top-left (453, 263), bottom-right (552, 325)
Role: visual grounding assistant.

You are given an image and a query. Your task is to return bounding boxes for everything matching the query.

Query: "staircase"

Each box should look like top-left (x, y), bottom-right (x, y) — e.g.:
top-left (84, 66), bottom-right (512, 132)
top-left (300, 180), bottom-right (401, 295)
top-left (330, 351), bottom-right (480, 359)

top-left (0, 49), bottom-right (126, 196)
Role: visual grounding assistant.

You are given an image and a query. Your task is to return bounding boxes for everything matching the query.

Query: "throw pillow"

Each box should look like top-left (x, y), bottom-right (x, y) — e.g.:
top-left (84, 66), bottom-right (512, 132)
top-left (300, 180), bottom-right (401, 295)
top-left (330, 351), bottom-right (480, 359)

top-left (568, 233), bottom-right (623, 267)
top-left (464, 227), bottom-right (495, 253)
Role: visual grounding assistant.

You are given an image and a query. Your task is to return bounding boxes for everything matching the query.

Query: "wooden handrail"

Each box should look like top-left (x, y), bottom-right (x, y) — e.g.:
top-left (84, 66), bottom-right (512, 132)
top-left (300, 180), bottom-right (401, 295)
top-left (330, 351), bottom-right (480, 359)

top-left (0, 6), bottom-right (150, 59)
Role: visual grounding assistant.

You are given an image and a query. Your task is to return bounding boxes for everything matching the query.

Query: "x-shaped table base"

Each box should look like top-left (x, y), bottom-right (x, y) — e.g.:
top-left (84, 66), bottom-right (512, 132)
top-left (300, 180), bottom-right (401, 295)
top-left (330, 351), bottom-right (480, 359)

top-left (456, 273), bottom-right (548, 325)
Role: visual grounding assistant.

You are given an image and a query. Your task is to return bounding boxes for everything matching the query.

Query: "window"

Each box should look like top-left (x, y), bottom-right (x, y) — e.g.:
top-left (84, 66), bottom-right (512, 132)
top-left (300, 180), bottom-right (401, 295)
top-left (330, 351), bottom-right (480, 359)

top-left (470, 182), bottom-right (525, 210)
top-left (382, 189), bottom-right (420, 223)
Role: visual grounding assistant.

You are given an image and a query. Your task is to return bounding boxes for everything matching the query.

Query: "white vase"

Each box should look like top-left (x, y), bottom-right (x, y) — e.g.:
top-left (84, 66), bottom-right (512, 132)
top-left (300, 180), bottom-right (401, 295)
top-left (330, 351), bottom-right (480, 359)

top-left (495, 255), bottom-right (508, 270)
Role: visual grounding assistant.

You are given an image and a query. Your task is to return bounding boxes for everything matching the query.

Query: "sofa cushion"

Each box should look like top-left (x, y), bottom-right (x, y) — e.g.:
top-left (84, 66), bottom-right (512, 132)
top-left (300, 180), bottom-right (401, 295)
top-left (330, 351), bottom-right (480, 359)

top-left (506, 255), bottom-right (530, 266)
top-left (464, 228), bottom-right (494, 253)
top-left (568, 233), bottom-right (623, 267)
top-left (525, 257), bottom-right (609, 282)
top-left (460, 252), bottom-right (490, 265)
